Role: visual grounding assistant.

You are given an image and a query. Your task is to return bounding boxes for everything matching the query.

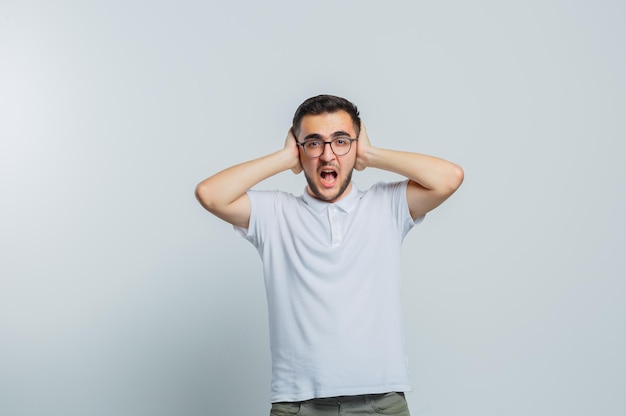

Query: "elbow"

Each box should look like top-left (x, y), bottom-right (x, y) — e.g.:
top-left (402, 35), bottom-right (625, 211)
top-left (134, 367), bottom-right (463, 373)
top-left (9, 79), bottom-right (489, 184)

top-left (451, 164), bottom-right (464, 191)
top-left (441, 164), bottom-right (464, 196)
top-left (195, 182), bottom-right (217, 212)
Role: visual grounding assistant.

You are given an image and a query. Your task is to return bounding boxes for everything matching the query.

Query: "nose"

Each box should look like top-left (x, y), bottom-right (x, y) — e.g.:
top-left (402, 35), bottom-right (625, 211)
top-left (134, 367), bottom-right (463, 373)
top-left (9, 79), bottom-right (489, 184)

top-left (319, 141), bottom-right (335, 161)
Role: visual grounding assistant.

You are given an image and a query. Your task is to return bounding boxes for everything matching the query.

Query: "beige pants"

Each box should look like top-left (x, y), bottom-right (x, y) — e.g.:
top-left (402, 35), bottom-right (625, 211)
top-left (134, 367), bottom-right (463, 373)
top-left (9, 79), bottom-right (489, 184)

top-left (270, 392), bottom-right (410, 416)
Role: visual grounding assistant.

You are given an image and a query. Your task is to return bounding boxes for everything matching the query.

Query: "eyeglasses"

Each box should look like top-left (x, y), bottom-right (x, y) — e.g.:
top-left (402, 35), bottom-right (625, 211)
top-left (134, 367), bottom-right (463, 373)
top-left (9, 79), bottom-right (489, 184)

top-left (297, 137), bottom-right (358, 158)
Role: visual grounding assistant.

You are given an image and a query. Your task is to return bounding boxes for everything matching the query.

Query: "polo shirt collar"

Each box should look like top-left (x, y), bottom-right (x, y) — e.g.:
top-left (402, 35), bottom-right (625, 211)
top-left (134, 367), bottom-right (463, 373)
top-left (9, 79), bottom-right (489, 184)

top-left (301, 182), bottom-right (361, 213)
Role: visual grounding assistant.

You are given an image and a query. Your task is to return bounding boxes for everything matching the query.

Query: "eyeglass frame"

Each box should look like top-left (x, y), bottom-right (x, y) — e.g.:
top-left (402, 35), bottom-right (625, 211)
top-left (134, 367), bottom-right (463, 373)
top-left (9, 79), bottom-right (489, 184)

top-left (296, 137), bottom-right (359, 158)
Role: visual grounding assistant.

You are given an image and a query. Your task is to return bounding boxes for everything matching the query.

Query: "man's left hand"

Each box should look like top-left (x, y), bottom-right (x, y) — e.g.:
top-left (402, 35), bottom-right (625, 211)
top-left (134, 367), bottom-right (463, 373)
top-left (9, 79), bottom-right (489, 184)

top-left (355, 121), bottom-right (372, 171)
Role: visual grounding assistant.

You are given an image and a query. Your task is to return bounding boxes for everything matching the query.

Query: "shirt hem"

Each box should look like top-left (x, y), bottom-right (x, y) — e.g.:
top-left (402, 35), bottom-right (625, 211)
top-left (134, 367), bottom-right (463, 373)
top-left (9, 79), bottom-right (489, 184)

top-left (271, 384), bottom-right (412, 403)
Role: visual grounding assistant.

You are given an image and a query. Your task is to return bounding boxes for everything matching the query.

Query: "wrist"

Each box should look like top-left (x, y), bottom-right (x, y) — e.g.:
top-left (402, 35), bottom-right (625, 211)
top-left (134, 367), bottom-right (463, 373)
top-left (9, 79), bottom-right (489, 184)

top-left (278, 146), bottom-right (300, 172)
top-left (356, 145), bottom-right (376, 170)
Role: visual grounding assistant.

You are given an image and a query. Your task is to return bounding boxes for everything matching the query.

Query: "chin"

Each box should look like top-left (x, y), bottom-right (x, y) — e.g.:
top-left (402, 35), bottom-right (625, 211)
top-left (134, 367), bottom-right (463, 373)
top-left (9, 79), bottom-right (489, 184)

top-left (305, 171), bottom-right (353, 202)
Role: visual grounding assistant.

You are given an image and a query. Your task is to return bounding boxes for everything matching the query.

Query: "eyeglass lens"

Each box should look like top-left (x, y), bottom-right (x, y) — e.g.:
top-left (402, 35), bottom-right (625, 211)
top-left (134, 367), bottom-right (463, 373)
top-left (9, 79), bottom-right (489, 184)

top-left (302, 138), bottom-right (353, 157)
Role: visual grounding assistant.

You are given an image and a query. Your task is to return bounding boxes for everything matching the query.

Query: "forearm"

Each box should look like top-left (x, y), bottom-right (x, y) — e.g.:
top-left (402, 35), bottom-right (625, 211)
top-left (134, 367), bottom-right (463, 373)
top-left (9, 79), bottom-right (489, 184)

top-left (195, 148), bottom-right (294, 211)
top-left (360, 146), bottom-right (463, 192)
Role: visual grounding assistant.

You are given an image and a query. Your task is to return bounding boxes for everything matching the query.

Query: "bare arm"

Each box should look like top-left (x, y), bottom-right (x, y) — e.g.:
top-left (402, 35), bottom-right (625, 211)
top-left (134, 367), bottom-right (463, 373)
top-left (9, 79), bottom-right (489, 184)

top-left (195, 130), bottom-right (302, 228)
top-left (355, 124), bottom-right (464, 220)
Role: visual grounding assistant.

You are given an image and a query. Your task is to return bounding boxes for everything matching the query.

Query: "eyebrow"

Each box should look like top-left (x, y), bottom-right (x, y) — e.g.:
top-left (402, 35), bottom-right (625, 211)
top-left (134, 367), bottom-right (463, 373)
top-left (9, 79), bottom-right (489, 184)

top-left (302, 131), bottom-right (352, 141)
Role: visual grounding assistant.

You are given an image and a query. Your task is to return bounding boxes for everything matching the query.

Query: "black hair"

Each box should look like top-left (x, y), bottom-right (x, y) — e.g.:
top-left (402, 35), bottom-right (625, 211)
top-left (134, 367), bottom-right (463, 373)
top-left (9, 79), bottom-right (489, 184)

top-left (292, 94), bottom-right (361, 138)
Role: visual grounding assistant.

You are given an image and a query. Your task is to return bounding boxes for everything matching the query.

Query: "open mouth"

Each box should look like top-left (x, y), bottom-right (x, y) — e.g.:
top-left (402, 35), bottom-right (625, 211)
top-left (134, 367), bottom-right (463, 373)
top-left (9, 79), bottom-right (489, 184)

top-left (320, 168), bottom-right (338, 187)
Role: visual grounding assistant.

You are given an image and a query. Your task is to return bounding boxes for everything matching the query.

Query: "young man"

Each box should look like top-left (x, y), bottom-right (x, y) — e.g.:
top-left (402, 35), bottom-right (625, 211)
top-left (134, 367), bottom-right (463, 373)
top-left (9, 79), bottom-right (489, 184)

top-left (195, 95), bottom-right (463, 415)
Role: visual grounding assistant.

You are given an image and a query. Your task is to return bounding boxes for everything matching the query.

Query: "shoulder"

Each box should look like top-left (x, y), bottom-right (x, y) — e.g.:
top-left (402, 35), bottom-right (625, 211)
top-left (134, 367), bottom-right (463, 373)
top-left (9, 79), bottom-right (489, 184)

top-left (362, 180), bottom-right (417, 221)
top-left (363, 180), bottom-right (409, 198)
top-left (247, 189), bottom-right (302, 210)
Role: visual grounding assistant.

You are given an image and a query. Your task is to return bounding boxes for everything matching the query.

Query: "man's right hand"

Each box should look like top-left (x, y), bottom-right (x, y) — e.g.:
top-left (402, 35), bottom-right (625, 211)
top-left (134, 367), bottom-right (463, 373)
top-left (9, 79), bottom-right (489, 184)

top-left (286, 128), bottom-right (303, 174)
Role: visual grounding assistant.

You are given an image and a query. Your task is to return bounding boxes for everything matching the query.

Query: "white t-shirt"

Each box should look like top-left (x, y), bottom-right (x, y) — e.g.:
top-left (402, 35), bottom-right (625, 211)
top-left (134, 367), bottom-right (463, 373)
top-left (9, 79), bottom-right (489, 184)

top-left (236, 181), bottom-right (422, 402)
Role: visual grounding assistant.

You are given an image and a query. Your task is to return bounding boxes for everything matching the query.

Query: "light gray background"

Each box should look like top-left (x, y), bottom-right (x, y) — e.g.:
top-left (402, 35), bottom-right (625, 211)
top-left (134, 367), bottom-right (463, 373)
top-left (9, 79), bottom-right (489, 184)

top-left (1, 1), bottom-right (624, 415)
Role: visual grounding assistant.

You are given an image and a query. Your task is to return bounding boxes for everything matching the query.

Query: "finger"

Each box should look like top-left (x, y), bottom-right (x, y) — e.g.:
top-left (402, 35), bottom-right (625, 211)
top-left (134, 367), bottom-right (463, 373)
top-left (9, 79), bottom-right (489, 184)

top-left (285, 128), bottom-right (297, 147)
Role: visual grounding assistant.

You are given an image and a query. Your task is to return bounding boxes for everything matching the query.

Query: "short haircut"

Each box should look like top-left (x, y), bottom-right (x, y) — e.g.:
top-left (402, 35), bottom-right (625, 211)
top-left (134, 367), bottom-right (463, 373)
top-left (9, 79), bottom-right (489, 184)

top-left (292, 94), bottom-right (361, 138)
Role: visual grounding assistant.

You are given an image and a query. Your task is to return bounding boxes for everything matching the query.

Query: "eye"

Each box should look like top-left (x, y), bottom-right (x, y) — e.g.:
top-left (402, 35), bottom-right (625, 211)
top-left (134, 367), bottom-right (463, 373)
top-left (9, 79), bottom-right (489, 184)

top-left (333, 138), bottom-right (349, 146)
top-left (305, 140), bottom-right (322, 148)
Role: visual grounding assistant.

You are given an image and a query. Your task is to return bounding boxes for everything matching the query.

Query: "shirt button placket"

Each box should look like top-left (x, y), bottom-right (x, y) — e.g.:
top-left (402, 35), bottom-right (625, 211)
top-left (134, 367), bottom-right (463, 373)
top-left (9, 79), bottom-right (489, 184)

top-left (329, 206), bottom-right (341, 246)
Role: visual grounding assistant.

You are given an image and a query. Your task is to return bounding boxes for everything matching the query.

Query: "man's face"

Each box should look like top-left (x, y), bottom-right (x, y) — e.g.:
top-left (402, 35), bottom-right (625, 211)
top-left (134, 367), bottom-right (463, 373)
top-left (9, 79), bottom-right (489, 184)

top-left (296, 110), bottom-right (357, 203)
